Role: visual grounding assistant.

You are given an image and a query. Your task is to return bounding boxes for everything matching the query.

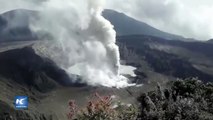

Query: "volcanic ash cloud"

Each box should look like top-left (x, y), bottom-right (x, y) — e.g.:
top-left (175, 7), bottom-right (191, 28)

top-left (29, 0), bottom-right (132, 87)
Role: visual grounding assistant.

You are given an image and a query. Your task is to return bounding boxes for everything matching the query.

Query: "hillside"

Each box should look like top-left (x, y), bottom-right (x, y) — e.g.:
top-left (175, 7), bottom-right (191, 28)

top-left (103, 9), bottom-right (187, 40)
top-left (0, 9), bottom-right (38, 41)
top-left (118, 35), bottom-right (213, 83)
top-left (208, 39), bottom-right (213, 43)
top-left (0, 41), bottom-right (150, 119)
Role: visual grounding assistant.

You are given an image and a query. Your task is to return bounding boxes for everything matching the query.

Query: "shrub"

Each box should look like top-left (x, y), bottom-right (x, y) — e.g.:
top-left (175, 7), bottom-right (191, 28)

top-left (67, 100), bottom-right (77, 120)
top-left (67, 93), bottom-right (138, 120)
top-left (67, 78), bottom-right (213, 120)
top-left (137, 78), bottom-right (213, 120)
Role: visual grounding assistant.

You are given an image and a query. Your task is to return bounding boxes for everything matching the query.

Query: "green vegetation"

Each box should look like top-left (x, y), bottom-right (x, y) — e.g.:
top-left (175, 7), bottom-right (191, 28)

top-left (68, 78), bottom-right (213, 120)
top-left (138, 78), bottom-right (213, 120)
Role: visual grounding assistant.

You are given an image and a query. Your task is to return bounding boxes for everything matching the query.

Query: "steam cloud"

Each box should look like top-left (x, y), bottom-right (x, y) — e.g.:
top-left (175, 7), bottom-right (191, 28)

top-left (19, 0), bottom-right (131, 87)
top-left (0, 0), bottom-right (133, 87)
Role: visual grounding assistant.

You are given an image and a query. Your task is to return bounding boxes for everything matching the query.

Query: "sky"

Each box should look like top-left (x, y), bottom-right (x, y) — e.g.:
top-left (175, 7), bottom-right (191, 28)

top-left (0, 0), bottom-right (212, 40)
top-left (105, 0), bottom-right (213, 40)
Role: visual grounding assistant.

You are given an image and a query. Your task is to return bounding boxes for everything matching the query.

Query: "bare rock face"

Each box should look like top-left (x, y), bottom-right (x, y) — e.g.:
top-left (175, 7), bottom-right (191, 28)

top-left (0, 45), bottom-right (84, 93)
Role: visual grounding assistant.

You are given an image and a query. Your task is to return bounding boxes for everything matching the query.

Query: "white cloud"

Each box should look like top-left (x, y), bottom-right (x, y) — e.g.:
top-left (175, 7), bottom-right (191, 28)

top-left (0, 0), bottom-right (45, 13)
top-left (1, 0), bottom-right (212, 40)
top-left (105, 0), bottom-right (213, 40)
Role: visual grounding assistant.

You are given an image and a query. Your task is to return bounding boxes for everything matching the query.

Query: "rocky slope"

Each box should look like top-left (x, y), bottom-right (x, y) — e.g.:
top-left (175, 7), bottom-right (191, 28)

top-left (118, 35), bottom-right (213, 83)
top-left (0, 41), bottom-right (149, 119)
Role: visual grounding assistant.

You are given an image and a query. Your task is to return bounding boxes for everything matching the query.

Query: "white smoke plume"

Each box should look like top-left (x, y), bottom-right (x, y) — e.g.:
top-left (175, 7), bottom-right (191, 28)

top-left (0, 0), bottom-right (134, 87)
top-left (28, 0), bottom-right (132, 87)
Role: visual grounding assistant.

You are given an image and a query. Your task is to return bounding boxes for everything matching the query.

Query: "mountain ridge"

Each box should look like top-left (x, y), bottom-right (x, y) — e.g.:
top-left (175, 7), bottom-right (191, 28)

top-left (0, 9), bottom-right (197, 42)
top-left (103, 9), bottom-right (190, 41)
